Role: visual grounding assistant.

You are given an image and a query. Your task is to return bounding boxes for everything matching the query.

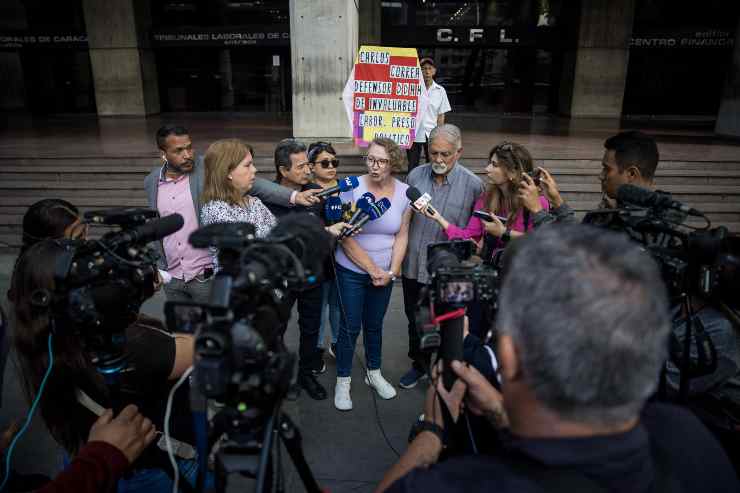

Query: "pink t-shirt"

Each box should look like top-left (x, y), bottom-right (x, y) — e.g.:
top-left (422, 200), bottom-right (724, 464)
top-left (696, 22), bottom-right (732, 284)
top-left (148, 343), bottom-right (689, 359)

top-left (445, 193), bottom-right (550, 242)
top-left (156, 174), bottom-right (212, 281)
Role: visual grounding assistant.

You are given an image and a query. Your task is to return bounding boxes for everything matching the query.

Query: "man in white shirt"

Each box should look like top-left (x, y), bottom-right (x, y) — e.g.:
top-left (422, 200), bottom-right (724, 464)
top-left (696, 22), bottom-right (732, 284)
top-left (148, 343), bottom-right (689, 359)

top-left (408, 57), bottom-right (452, 171)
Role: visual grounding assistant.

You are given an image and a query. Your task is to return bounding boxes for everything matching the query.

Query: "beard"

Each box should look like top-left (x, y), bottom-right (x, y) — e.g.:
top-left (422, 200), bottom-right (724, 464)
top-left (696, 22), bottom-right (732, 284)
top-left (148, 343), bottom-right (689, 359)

top-left (431, 162), bottom-right (449, 175)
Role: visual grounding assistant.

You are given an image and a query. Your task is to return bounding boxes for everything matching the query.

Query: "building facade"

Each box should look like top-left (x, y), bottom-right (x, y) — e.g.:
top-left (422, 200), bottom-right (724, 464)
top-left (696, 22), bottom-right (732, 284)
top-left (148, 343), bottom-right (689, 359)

top-left (1, 0), bottom-right (739, 136)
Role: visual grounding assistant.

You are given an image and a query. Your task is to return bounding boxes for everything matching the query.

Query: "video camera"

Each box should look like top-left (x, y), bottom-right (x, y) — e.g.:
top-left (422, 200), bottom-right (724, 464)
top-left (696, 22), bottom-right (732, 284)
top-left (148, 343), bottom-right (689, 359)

top-left (415, 241), bottom-right (501, 389)
top-left (163, 213), bottom-right (330, 493)
top-left (49, 208), bottom-right (183, 376)
top-left (583, 185), bottom-right (739, 306)
top-left (165, 214), bottom-right (330, 409)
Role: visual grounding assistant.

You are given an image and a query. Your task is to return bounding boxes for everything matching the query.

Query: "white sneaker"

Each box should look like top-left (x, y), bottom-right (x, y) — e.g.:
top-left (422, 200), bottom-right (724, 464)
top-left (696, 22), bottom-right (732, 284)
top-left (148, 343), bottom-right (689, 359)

top-left (334, 377), bottom-right (353, 411)
top-left (365, 369), bottom-right (397, 400)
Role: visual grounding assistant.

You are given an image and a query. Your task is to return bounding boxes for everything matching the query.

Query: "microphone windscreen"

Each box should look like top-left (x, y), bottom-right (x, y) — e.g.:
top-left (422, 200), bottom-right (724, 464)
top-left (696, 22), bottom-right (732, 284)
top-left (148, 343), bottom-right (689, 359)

top-left (324, 196), bottom-right (344, 222)
top-left (616, 184), bottom-right (653, 208)
top-left (135, 213), bottom-right (184, 243)
top-left (361, 192), bottom-right (376, 204)
top-left (405, 186), bottom-right (423, 202)
top-left (356, 197), bottom-right (373, 215)
top-left (338, 175), bottom-right (360, 192)
top-left (368, 198), bottom-right (391, 220)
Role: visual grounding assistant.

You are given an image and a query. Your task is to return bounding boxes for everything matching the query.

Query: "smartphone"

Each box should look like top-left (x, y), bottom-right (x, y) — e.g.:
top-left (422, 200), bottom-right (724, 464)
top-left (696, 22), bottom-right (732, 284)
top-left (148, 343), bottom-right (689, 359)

top-left (524, 169), bottom-right (542, 186)
top-left (473, 210), bottom-right (507, 224)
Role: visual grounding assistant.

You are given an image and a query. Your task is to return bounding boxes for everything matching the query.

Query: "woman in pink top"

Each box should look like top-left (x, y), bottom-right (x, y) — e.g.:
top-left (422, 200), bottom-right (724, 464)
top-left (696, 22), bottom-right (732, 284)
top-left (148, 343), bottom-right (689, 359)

top-left (423, 142), bottom-right (548, 248)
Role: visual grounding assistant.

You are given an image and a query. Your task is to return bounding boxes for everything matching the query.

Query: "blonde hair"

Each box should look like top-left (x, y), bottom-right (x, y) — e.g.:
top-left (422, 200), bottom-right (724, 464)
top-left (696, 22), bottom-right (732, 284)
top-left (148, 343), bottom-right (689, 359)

top-left (201, 139), bottom-right (254, 206)
top-left (485, 142), bottom-right (534, 221)
top-left (370, 137), bottom-right (406, 173)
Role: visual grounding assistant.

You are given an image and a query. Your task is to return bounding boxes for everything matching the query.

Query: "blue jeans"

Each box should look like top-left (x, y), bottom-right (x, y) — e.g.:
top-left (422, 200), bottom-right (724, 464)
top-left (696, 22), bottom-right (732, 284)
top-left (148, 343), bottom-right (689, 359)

top-left (117, 457), bottom-right (213, 493)
top-left (335, 264), bottom-right (394, 378)
top-left (317, 280), bottom-right (340, 347)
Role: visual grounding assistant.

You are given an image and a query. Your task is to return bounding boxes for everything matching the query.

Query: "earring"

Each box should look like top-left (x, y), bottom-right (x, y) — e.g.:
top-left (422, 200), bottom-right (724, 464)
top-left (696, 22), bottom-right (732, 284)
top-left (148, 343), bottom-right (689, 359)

top-left (228, 175), bottom-right (233, 180)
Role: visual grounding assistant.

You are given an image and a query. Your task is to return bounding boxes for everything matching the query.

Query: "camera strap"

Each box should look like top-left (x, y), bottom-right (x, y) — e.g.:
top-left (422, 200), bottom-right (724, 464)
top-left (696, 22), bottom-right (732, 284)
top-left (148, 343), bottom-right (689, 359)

top-left (75, 388), bottom-right (197, 460)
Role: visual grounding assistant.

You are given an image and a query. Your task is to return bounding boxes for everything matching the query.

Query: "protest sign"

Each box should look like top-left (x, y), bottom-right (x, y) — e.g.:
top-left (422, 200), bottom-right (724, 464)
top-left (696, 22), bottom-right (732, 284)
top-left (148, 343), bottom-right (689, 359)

top-left (342, 46), bottom-right (428, 149)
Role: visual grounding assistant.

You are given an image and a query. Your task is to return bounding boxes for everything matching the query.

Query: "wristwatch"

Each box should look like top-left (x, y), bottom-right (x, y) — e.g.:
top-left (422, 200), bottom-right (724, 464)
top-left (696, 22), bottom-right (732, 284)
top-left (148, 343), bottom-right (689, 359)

top-left (388, 270), bottom-right (397, 281)
top-left (408, 420), bottom-right (446, 446)
top-left (501, 228), bottom-right (511, 243)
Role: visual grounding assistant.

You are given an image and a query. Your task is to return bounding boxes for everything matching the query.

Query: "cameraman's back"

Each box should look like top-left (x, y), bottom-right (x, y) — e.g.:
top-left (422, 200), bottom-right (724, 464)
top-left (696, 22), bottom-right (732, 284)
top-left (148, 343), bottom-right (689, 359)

top-left (386, 224), bottom-right (739, 493)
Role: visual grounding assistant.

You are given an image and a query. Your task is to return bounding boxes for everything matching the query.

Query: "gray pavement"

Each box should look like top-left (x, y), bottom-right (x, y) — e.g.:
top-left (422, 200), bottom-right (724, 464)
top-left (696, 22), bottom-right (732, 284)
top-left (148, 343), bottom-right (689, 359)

top-left (0, 252), bottom-right (426, 492)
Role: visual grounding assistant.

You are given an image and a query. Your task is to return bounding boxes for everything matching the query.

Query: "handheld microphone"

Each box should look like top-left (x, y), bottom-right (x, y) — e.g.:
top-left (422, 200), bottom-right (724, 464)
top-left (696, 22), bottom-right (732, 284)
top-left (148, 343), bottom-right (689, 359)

top-left (616, 184), bottom-right (702, 216)
top-left (340, 198), bottom-right (391, 238)
top-left (112, 213), bottom-right (184, 246)
top-left (314, 175), bottom-right (360, 199)
top-left (347, 196), bottom-right (374, 226)
top-left (324, 196), bottom-right (344, 224)
top-left (406, 186), bottom-right (438, 216)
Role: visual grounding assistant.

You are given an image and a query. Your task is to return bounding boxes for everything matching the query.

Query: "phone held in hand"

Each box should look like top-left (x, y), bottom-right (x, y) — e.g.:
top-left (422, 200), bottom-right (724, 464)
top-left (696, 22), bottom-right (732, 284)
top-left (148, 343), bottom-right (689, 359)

top-left (473, 210), bottom-right (507, 224)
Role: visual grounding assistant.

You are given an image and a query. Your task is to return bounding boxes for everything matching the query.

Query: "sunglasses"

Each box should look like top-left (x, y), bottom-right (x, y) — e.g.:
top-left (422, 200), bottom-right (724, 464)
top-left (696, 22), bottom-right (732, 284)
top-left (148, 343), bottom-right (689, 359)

top-left (314, 158), bottom-right (340, 169)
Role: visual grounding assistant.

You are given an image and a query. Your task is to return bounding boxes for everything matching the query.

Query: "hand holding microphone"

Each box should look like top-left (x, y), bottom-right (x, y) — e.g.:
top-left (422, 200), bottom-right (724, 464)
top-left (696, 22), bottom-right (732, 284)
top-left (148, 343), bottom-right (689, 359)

top-left (406, 186), bottom-right (451, 229)
top-left (340, 197), bottom-right (391, 239)
top-left (314, 175), bottom-right (360, 199)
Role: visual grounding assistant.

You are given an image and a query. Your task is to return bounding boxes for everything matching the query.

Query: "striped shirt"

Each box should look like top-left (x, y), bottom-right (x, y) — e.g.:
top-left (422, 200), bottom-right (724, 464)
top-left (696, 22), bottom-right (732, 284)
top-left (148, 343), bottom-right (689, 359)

top-left (402, 162), bottom-right (484, 284)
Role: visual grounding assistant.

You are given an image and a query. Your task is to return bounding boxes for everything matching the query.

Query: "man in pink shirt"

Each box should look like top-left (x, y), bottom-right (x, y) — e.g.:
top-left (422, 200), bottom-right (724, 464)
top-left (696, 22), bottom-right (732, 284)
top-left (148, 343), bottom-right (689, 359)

top-left (145, 125), bottom-right (320, 303)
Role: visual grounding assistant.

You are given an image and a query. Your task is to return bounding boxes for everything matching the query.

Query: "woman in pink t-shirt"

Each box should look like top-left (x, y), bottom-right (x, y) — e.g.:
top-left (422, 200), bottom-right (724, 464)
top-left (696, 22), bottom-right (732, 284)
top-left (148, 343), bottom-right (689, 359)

top-left (423, 142), bottom-right (548, 250)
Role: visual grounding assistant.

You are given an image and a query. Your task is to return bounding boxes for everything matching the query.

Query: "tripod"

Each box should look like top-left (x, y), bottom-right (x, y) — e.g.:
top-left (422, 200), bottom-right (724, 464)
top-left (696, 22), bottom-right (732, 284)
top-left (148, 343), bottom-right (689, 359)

top-left (208, 402), bottom-right (321, 493)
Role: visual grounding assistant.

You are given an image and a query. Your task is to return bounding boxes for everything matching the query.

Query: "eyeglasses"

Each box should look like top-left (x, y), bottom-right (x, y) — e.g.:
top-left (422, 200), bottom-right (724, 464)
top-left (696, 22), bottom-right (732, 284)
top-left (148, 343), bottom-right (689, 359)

top-left (366, 156), bottom-right (390, 168)
top-left (314, 158), bottom-right (340, 169)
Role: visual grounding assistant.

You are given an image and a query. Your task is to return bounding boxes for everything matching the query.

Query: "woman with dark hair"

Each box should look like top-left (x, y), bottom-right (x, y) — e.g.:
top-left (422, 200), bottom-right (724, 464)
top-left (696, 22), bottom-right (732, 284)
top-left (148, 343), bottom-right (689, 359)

top-left (333, 137), bottom-right (412, 411)
top-left (308, 142), bottom-right (341, 362)
top-left (10, 240), bottom-right (198, 492)
top-left (423, 141), bottom-right (549, 249)
top-left (20, 199), bottom-right (88, 254)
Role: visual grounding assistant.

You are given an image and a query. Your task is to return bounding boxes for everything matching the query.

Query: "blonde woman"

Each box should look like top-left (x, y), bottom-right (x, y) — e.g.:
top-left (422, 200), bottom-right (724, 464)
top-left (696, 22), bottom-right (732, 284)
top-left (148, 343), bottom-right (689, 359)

top-left (200, 139), bottom-right (277, 247)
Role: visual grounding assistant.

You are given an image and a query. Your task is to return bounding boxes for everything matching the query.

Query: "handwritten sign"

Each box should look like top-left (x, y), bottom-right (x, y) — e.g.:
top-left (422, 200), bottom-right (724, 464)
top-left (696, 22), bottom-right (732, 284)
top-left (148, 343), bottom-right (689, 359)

top-left (343, 46), bottom-right (428, 149)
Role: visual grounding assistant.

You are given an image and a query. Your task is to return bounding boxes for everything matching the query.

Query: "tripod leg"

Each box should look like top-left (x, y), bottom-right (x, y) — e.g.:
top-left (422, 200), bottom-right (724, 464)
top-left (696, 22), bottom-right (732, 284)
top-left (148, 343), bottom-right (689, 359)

top-left (277, 414), bottom-right (322, 493)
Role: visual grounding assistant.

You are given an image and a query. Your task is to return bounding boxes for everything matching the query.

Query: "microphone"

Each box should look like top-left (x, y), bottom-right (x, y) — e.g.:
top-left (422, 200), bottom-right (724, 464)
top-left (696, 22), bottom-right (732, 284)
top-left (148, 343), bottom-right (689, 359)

top-left (346, 196), bottom-right (374, 226)
top-left (341, 198), bottom-right (391, 238)
top-left (314, 175), bottom-right (360, 199)
top-left (324, 196), bottom-right (344, 224)
top-left (113, 213), bottom-right (184, 245)
top-left (616, 184), bottom-right (702, 216)
top-left (406, 186), bottom-right (438, 216)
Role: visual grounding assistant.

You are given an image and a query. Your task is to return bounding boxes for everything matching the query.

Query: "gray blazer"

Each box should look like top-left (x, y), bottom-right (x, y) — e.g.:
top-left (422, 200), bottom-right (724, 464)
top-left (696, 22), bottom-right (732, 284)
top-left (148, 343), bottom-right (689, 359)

top-left (144, 155), bottom-right (293, 269)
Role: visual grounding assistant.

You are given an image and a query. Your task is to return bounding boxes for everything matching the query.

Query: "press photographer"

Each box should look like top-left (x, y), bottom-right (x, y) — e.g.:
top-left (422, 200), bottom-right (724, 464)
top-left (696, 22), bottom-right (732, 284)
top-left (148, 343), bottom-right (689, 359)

top-left (378, 224), bottom-right (739, 493)
top-left (8, 210), bottom-right (201, 492)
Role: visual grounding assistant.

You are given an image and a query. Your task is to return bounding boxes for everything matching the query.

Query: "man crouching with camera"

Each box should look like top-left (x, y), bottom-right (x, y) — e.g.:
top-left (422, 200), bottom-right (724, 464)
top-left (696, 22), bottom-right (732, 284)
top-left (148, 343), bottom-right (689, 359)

top-left (377, 224), bottom-right (739, 493)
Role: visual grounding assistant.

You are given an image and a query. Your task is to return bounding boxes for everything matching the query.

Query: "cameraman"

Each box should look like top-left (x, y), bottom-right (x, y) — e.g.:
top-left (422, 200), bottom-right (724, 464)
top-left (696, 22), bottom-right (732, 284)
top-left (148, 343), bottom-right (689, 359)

top-left (10, 240), bottom-right (199, 493)
top-left (521, 131), bottom-right (659, 228)
top-left (377, 224), bottom-right (739, 493)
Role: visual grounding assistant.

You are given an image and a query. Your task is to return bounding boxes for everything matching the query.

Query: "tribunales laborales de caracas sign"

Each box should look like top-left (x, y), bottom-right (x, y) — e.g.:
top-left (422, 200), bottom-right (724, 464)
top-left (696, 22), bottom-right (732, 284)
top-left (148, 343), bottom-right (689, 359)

top-left (151, 27), bottom-right (289, 47)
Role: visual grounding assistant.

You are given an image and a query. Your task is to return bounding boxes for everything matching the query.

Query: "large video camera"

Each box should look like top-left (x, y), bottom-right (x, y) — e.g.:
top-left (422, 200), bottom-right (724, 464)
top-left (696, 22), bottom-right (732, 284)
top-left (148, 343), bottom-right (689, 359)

top-left (165, 213), bottom-right (330, 493)
top-left (50, 208), bottom-right (183, 376)
top-left (583, 185), bottom-right (739, 306)
top-left (584, 185), bottom-right (740, 407)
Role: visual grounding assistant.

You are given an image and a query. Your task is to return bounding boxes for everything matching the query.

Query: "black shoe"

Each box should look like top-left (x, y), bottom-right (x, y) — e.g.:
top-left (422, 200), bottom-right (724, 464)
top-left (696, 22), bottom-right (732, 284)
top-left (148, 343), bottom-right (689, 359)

top-left (312, 358), bottom-right (327, 375)
top-left (299, 373), bottom-right (327, 400)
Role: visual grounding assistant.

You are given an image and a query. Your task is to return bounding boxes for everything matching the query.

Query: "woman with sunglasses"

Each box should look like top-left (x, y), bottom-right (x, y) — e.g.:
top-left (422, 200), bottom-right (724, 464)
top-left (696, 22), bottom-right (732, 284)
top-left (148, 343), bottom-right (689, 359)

top-left (422, 142), bottom-right (549, 249)
top-left (333, 137), bottom-right (412, 411)
top-left (308, 142), bottom-right (342, 365)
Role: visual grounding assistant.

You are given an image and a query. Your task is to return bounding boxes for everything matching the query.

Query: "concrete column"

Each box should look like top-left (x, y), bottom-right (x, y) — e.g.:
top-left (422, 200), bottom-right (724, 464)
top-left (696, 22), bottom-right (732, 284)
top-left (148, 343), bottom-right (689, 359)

top-left (560, 0), bottom-right (635, 118)
top-left (715, 21), bottom-right (740, 137)
top-left (0, 0), bottom-right (27, 110)
top-left (82, 0), bottom-right (159, 115)
top-left (290, 0), bottom-right (358, 139)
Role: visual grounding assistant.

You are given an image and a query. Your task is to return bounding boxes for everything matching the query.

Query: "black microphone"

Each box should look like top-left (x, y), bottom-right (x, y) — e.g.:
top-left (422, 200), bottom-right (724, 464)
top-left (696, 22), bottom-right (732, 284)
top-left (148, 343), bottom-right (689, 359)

top-left (114, 213), bottom-right (184, 245)
top-left (314, 175), bottom-right (360, 199)
top-left (340, 198), bottom-right (391, 238)
top-left (616, 184), bottom-right (702, 216)
top-left (406, 186), bottom-right (438, 216)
